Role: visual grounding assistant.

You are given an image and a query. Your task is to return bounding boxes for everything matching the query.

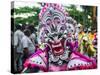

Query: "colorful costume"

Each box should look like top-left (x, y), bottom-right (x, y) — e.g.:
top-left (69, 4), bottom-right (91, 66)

top-left (22, 3), bottom-right (97, 73)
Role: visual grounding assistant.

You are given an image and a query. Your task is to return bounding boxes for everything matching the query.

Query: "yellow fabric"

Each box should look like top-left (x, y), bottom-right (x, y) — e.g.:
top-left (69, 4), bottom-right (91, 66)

top-left (78, 31), bottom-right (85, 53)
top-left (78, 31), bottom-right (85, 44)
top-left (88, 33), bottom-right (95, 41)
top-left (78, 32), bottom-right (96, 56)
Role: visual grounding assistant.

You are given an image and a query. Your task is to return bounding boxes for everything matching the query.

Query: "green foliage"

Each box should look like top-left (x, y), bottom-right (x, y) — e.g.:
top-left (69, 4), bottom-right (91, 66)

top-left (11, 4), bottom-right (96, 29)
top-left (65, 5), bottom-right (95, 28)
top-left (14, 6), bottom-right (40, 15)
top-left (12, 6), bottom-right (40, 26)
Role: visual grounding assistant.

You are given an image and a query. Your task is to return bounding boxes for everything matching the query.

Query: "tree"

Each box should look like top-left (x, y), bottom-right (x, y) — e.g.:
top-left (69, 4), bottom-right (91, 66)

top-left (11, 4), bottom-right (97, 30)
top-left (11, 6), bottom-right (40, 27)
top-left (65, 5), bottom-right (97, 29)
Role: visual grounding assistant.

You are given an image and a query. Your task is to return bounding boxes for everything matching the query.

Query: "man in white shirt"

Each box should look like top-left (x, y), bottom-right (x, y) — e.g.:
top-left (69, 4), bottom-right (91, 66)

top-left (28, 25), bottom-right (37, 45)
top-left (14, 25), bottom-right (24, 72)
top-left (21, 29), bottom-right (35, 63)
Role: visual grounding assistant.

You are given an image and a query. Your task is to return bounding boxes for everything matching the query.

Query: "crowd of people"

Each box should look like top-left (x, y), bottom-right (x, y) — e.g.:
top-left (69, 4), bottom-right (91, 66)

top-left (77, 24), bottom-right (97, 58)
top-left (12, 24), bottom-right (37, 73)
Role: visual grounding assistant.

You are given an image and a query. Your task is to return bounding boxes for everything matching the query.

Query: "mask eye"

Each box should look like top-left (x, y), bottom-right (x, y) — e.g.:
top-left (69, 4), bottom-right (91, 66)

top-left (58, 33), bottom-right (62, 39)
top-left (48, 35), bottom-right (54, 40)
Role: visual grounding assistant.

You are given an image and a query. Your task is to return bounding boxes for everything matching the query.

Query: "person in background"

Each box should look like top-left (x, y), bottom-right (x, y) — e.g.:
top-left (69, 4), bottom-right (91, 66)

top-left (28, 25), bottom-right (36, 45)
top-left (77, 24), bottom-right (85, 53)
top-left (77, 25), bottom-right (96, 57)
top-left (14, 25), bottom-right (24, 72)
top-left (21, 29), bottom-right (35, 63)
top-left (21, 24), bottom-right (26, 32)
top-left (88, 28), bottom-right (95, 42)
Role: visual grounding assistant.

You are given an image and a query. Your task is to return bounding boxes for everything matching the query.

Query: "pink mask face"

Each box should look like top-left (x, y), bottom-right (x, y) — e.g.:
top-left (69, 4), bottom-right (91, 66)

top-left (49, 37), bottom-right (65, 56)
top-left (38, 3), bottom-right (76, 56)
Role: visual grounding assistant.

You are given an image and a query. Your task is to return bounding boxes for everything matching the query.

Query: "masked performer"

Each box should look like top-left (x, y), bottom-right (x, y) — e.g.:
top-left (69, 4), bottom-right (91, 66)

top-left (22, 3), bottom-right (97, 73)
